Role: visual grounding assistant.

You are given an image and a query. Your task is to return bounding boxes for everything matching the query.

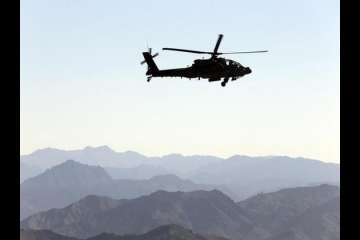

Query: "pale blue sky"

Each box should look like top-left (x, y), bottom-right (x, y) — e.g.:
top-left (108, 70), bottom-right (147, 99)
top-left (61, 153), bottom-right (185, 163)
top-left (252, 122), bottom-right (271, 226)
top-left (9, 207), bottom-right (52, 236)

top-left (20, 0), bottom-right (339, 163)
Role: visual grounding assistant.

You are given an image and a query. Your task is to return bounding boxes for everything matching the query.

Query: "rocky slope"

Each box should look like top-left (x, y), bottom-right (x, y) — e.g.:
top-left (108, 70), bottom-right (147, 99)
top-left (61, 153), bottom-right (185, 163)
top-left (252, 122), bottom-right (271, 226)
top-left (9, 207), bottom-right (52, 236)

top-left (21, 185), bottom-right (340, 240)
top-left (21, 190), bottom-right (253, 239)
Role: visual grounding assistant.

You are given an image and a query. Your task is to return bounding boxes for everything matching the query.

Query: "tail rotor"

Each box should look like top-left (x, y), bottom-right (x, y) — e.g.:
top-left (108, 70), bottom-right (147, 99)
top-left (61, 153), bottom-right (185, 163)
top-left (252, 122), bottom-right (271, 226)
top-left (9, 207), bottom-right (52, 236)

top-left (140, 47), bottom-right (159, 66)
top-left (141, 47), bottom-right (159, 82)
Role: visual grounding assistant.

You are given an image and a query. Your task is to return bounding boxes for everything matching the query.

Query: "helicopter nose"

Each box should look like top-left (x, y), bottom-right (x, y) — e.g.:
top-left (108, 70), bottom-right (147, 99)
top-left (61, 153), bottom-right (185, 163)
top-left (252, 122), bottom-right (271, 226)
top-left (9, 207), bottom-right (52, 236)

top-left (245, 67), bottom-right (252, 74)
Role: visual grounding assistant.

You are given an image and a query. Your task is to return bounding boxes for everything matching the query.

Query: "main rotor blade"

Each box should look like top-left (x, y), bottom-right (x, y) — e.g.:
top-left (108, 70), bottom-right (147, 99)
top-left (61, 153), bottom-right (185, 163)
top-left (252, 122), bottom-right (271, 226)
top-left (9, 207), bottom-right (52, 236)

top-left (162, 48), bottom-right (213, 54)
top-left (218, 50), bottom-right (268, 54)
top-left (213, 34), bottom-right (223, 55)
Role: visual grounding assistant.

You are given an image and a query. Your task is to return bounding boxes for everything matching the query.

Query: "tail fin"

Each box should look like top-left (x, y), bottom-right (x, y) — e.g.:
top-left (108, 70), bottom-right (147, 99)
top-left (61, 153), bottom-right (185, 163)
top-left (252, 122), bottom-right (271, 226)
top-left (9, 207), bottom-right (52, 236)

top-left (142, 52), bottom-right (159, 74)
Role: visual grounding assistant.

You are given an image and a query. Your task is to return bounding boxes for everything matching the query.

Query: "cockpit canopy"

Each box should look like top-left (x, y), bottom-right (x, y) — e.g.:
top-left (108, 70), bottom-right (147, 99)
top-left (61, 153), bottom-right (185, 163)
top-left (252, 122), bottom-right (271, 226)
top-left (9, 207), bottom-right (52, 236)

top-left (194, 59), bottom-right (211, 65)
top-left (225, 59), bottom-right (243, 67)
top-left (193, 58), bottom-right (243, 68)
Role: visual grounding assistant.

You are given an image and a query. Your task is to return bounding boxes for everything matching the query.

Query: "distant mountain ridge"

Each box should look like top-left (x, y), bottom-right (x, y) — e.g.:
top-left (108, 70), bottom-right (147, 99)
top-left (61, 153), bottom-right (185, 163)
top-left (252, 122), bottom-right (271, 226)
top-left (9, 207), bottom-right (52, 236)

top-left (20, 146), bottom-right (222, 182)
top-left (20, 146), bottom-right (148, 169)
top-left (20, 146), bottom-right (339, 200)
top-left (190, 155), bottom-right (339, 199)
top-left (20, 146), bottom-right (224, 171)
top-left (21, 184), bottom-right (340, 240)
top-left (20, 160), bottom-right (233, 220)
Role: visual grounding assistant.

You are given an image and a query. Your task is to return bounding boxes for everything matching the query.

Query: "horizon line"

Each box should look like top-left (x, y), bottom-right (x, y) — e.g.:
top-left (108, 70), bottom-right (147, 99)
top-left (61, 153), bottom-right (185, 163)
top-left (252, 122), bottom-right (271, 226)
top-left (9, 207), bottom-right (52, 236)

top-left (20, 145), bottom-right (339, 164)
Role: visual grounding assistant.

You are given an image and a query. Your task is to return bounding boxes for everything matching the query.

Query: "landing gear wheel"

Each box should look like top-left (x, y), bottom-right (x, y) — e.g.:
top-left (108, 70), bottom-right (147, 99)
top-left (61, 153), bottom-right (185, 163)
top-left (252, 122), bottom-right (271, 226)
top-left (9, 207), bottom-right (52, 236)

top-left (147, 77), bottom-right (152, 82)
top-left (221, 78), bottom-right (229, 87)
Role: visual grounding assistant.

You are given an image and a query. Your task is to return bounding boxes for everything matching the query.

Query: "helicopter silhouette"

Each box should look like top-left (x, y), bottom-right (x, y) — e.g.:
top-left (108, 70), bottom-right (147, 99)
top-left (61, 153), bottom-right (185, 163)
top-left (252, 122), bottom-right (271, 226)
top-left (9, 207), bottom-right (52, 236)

top-left (141, 34), bottom-right (267, 87)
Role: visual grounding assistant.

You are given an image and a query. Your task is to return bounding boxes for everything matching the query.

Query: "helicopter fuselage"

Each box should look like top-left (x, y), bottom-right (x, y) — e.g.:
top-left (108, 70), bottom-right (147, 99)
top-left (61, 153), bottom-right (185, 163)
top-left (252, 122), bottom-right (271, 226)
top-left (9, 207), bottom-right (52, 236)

top-left (148, 57), bottom-right (251, 82)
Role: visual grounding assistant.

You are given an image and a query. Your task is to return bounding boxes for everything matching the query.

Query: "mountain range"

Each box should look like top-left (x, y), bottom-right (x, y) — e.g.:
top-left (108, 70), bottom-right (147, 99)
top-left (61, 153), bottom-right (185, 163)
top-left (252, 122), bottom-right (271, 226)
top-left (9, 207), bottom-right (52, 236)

top-left (20, 146), bottom-right (221, 173)
top-left (20, 146), bottom-right (149, 169)
top-left (20, 160), bottom-right (234, 220)
top-left (20, 146), bottom-right (340, 200)
top-left (20, 146), bottom-right (340, 240)
top-left (21, 190), bottom-right (254, 239)
top-left (21, 184), bottom-right (340, 240)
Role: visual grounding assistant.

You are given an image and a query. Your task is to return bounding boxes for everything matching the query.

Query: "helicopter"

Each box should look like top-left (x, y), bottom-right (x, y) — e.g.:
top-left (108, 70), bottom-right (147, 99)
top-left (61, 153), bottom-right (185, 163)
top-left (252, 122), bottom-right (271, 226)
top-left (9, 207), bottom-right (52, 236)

top-left (141, 34), bottom-right (267, 87)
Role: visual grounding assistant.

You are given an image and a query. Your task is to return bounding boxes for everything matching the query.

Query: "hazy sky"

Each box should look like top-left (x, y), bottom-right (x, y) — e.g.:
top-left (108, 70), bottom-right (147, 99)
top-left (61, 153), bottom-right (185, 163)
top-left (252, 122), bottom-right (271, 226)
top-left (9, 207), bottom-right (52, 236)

top-left (20, 0), bottom-right (339, 163)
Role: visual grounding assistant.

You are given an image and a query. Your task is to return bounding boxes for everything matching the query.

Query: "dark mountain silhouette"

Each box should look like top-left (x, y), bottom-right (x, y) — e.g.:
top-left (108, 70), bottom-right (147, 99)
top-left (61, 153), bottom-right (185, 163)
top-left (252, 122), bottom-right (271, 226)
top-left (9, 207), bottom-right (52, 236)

top-left (20, 160), bottom-right (233, 220)
top-left (21, 190), bottom-right (254, 239)
top-left (238, 184), bottom-right (340, 236)
top-left (21, 224), bottom-right (229, 240)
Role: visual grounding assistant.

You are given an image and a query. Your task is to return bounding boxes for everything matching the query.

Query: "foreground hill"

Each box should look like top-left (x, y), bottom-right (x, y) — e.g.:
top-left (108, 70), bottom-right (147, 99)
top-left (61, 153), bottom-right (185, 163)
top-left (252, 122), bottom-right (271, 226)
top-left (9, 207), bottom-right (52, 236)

top-left (265, 196), bottom-right (340, 240)
top-left (21, 185), bottom-right (340, 240)
top-left (238, 184), bottom-right (340, 240)
top-left (21, 229), bottom-right (77, 240)
top-left (20, 160), bottom-right (233, 219)
top-left (238, 184), bottom-right (340, 234)
top-left (21, 190), bottom-right (254, 239)
top-left (21, 224), bottom-right (229, 240)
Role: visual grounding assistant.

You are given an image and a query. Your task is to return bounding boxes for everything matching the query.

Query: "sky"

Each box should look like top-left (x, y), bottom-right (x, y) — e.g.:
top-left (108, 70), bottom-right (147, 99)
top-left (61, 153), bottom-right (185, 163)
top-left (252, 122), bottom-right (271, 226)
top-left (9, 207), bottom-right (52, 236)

top-left (20, 0), bottom-right (340, 163)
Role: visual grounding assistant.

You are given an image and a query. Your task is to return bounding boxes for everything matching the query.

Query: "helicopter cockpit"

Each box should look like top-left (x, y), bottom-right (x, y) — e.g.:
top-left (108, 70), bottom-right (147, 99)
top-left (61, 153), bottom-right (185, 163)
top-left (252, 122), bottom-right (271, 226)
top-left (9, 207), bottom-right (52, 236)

top-left (225, 59), bottom-right (243, 67)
